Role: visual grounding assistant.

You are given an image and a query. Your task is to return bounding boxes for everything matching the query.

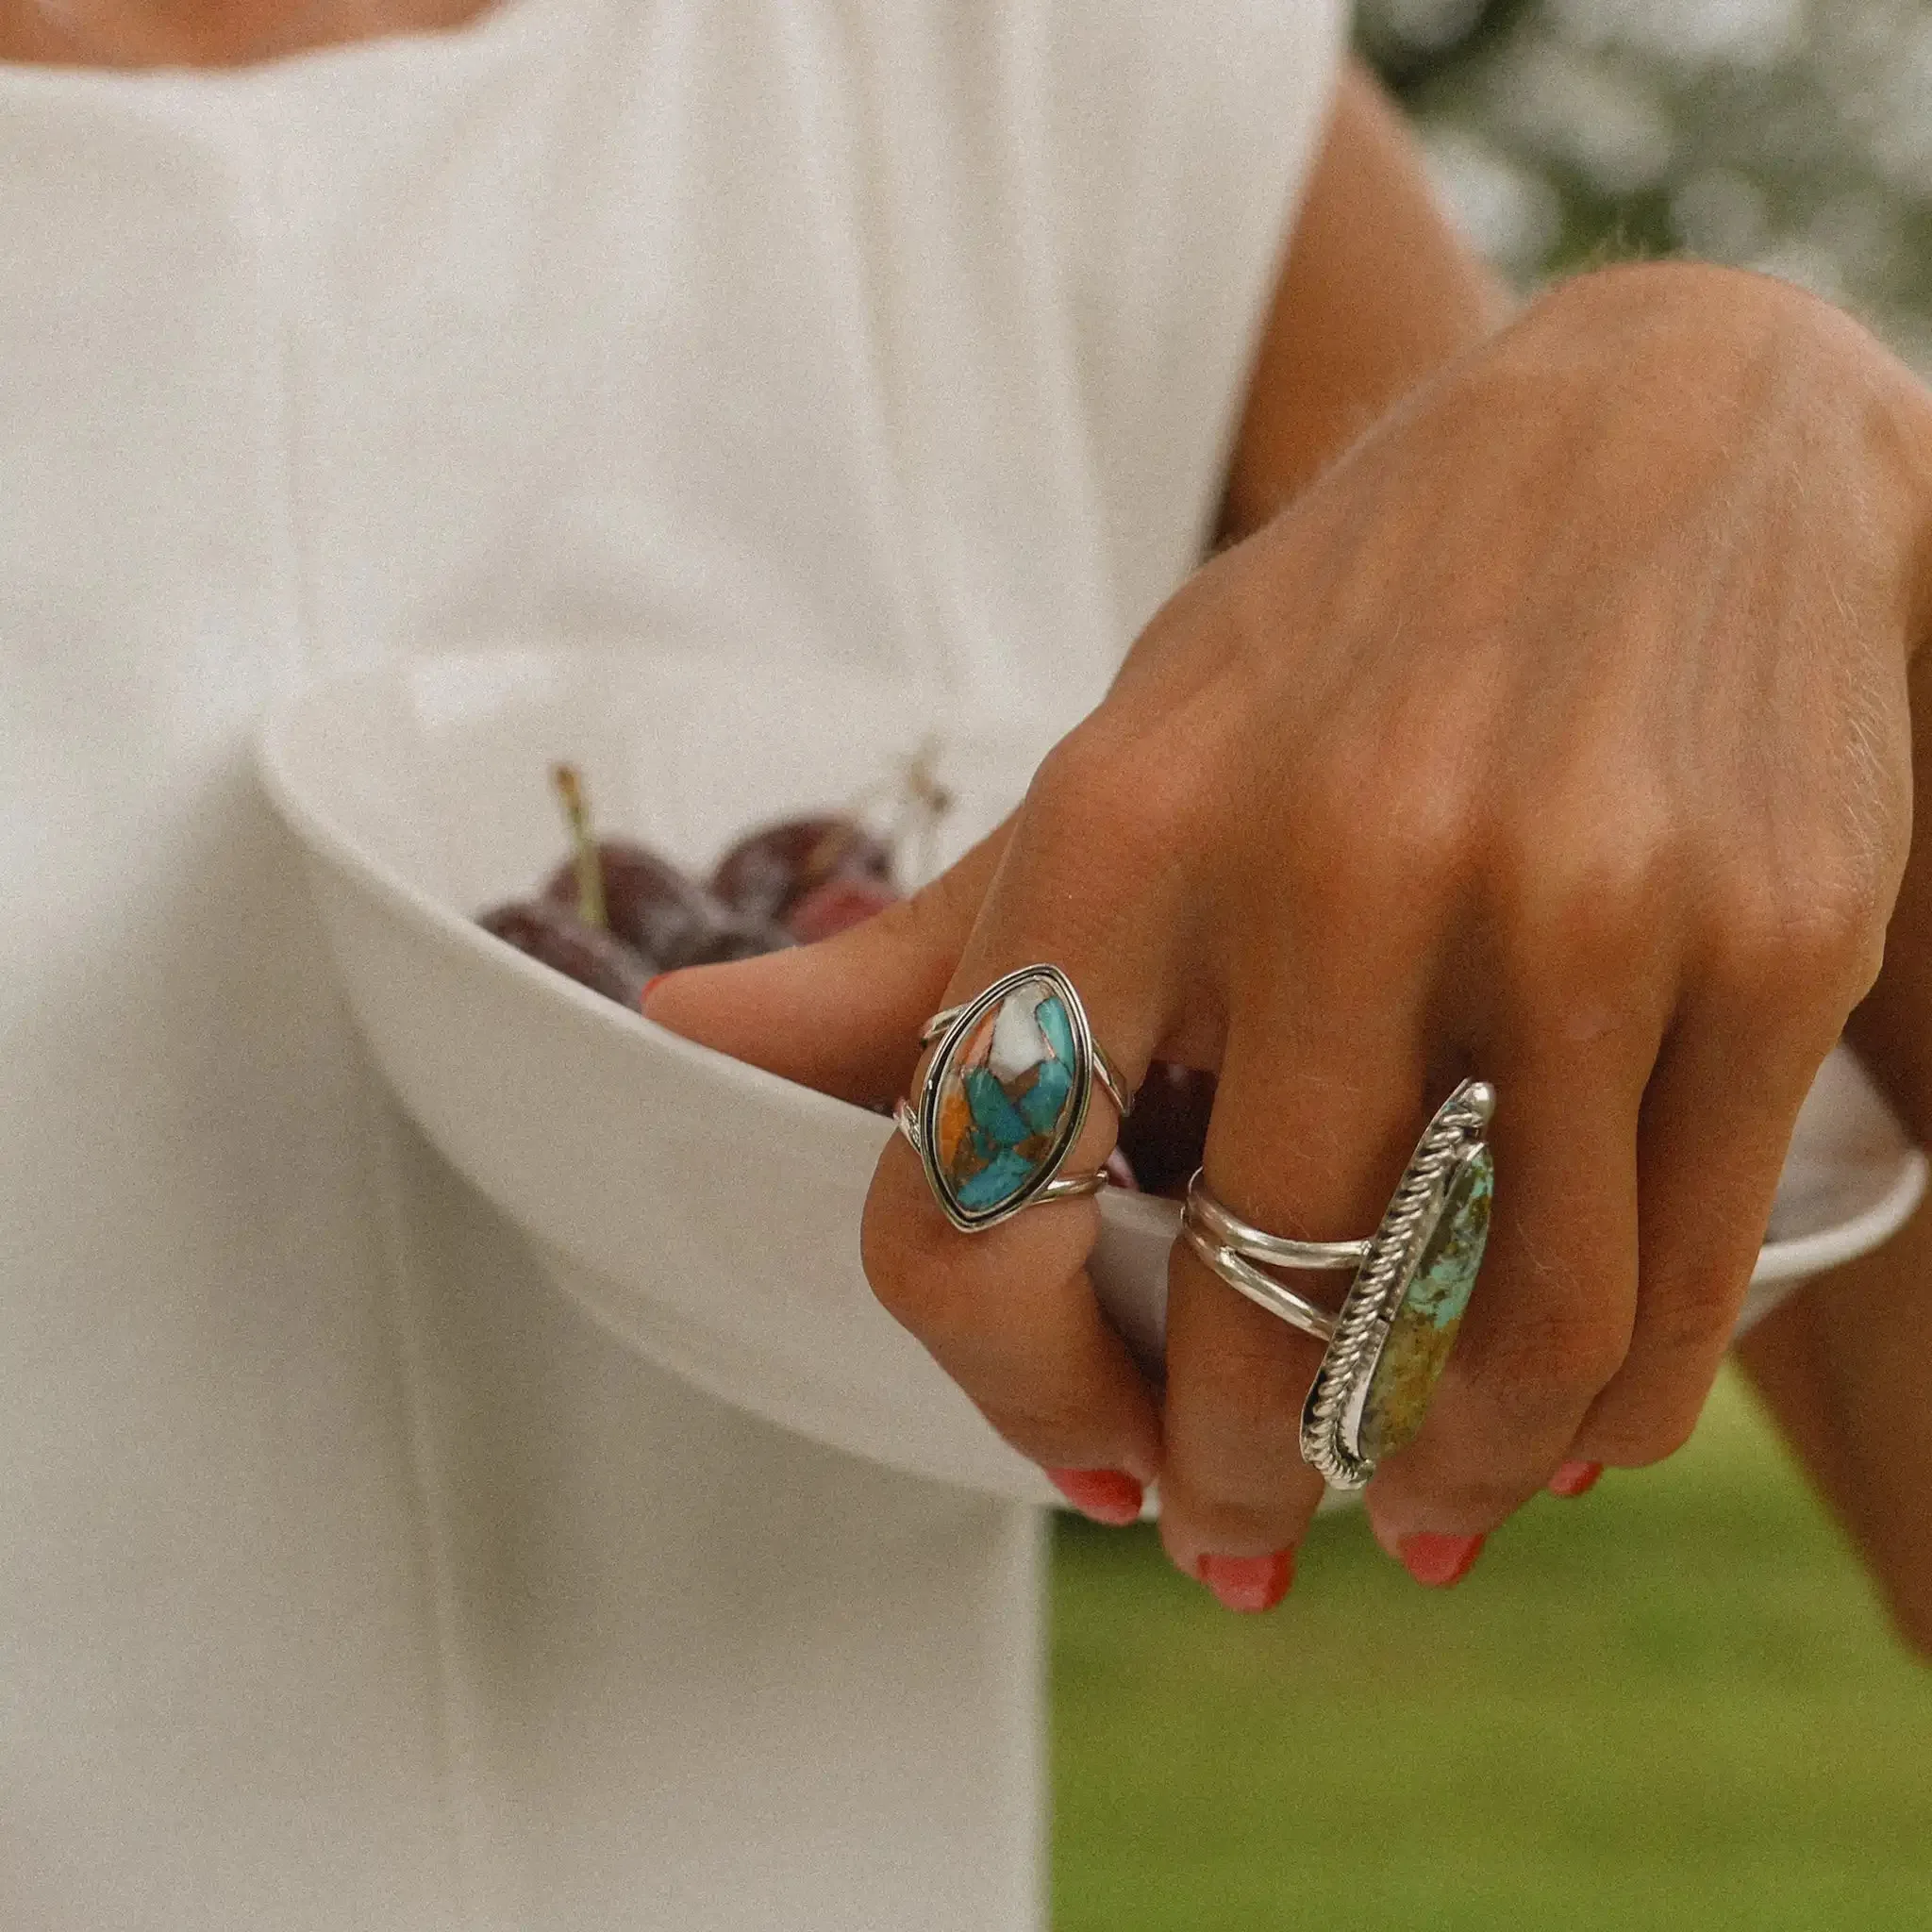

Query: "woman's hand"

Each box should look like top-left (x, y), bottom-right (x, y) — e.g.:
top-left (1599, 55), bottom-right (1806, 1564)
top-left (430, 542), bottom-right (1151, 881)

top-left (650, 261), bottom-right (1932, 1605)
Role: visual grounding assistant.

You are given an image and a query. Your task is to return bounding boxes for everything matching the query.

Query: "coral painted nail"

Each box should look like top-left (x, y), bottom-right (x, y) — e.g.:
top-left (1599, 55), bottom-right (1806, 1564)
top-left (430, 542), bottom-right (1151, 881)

top-left (640, 972), bottom-right (673, 1011)
top-left (1043, 1468), bottom-right (1144, 1526)
top-left (1395, 1532), bottom-right (1486, 1589)
top-left (1548, 1460), bottom-right (1604, 1499)
top-left (1196, 1550), bottom-right (1294, 1614)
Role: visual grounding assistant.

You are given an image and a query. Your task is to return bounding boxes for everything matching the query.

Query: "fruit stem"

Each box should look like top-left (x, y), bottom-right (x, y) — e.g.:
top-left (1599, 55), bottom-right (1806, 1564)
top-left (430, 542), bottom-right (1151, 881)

top-left (550, 762), bottom-right (608, 930)
top-left (842, 737), bottom-right (954, 887)
top-left (894, 737), bottom-right (953, 886)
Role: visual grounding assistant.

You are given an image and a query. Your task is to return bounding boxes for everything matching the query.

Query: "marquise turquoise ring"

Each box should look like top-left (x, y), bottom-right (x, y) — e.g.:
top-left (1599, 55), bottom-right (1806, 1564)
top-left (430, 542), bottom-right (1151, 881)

top-left (894, 963), bottom-right (1129, 1233)
top-left (1179, 1079), bottom-right (1496, 1489)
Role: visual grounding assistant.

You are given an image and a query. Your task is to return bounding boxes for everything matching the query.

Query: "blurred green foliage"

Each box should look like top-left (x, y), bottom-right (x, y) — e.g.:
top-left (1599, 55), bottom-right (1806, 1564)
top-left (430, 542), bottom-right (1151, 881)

top-left (1051, 1371), bottom-right (1932, 1929)
top-left (1356, 0), bottom-right (1932, 361)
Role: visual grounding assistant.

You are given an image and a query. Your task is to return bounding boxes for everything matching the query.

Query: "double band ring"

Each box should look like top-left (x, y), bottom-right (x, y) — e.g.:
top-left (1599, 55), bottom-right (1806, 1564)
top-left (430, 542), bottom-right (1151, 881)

top-left (896, 963), bottom-right (1125, 1232)
top-left (1181, 1079), bottom-right (1497, 1489)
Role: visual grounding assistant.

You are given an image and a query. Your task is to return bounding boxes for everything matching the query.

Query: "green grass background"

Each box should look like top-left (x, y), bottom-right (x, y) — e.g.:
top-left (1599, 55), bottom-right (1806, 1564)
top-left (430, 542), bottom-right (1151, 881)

top-left (1050, 1370), bottom-right (1932, 1930)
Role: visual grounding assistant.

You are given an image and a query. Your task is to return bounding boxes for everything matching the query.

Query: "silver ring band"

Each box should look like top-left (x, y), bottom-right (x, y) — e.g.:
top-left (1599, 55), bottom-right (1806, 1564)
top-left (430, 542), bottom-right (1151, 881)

top-left (1179, 1079), bottom-right (1497, 1489)
top-left (1177, 1214), bottom-right (1338, 1344)
top-left (1183, 1175), bottom-right (1368, 1273)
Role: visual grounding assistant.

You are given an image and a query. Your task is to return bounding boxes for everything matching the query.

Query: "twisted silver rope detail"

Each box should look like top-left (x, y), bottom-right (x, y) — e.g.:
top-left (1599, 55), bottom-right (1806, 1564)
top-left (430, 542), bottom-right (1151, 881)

top-left (1300, 1085), bottom-right (1492, 1488)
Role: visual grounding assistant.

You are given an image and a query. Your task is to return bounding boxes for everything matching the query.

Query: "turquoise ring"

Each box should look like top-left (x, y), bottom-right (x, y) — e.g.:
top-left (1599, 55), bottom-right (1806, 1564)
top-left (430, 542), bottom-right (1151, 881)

top-left (1179, 1079), bottom-right (1496, 1489)
top-left (894, 964), bottom-right (1127, 1233)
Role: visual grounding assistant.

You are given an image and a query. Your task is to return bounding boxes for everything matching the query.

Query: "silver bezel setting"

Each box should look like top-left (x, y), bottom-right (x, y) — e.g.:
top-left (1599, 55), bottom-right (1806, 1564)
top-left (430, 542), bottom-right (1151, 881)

top-left (1298, 1078), bottom-right (1495, 1489)
top-left (905, 963), bottom-right (1107, 1234)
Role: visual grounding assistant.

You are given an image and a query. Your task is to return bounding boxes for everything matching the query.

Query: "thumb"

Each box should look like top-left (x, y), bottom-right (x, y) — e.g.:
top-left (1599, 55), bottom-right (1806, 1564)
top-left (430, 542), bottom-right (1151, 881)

top-left (641, 821), bottom-right (1011, 1108)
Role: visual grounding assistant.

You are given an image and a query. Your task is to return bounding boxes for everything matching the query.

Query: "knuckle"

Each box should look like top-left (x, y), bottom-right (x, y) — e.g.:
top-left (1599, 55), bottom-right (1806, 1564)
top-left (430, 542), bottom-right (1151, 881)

top-left (1583, 1398), bottom-right (1703, 1469)
top-left (1291, 742), bottom-right (1472, 912)
top-left (1168, 1484), bottom-right (1297, 1554)
top-left (976, 1391), bottom-right (1103, 1469)
top-left (1705, 871), bottom-right (1884, 1018)
top-left (1282, 742), bottom-right (1366, 858)
top-left (1024, 724), bottom-right (1116, 824)
top-left (1459, 1305), bottom-right (1627, 1428)
top-left (1372, 1431), bottom-right (1531, 1523)
top-left (1641, 1267), bottom-right (1749, 1358)
top-left (1417, 1467), bottom-right (1533, 1528)
top-left (1370, 1424), bottom-right (1549, 1530)
top-left (1028, 720), bottom-right (1211, 863)
top-left (1496, 829), bottom-right (1677, 1013)
top-left (1578, 1285), bottom-right (1740, 1466)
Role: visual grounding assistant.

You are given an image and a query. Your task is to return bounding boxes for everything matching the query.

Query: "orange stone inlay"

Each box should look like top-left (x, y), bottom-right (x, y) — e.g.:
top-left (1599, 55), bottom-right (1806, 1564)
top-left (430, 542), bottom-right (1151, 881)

top-left (936, 1084), bottom-right (974, 1169)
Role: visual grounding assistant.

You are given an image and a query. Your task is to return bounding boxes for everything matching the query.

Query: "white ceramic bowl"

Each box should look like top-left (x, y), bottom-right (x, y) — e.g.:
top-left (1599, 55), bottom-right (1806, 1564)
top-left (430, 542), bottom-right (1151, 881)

top-left (258, 647), bottom-right (1927, 1502)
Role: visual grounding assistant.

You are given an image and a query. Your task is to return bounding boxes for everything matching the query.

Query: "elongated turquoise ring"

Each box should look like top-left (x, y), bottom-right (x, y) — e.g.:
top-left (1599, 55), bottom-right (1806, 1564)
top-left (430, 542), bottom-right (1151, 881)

top-left (1180, 1079), bottom-right (1496, 1489)
top-left (894, 963), bottom-right (1128, 1233)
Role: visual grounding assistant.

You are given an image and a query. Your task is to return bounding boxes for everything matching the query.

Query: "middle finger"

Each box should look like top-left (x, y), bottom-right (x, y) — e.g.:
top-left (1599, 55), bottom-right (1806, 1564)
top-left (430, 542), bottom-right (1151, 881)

top-left (1158, 953), bottom-right (1434, 1601)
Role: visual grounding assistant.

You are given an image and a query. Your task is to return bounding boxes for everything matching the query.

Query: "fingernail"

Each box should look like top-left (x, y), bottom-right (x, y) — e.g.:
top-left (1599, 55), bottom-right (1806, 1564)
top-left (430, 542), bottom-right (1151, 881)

top-left (640, 972), bottom-right (674, 1012)
top-left (1395, 1532), bottom-right (1486, 1590)
top-left (1043, 1468), bottom-right (1144, 1526)
top-left (1195, 1550), bottom-right (1294, 1614)
top-left (1548, 1460), bottom-right (1604, 1500)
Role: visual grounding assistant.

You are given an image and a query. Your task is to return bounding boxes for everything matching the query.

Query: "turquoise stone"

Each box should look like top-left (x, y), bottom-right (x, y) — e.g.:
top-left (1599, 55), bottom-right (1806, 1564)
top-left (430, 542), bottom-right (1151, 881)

top-left (1017, 1056), bottom-right (1073, 1134)
top-left (1036, 994), bottom-right (1075, 1067)
top-left (963, 1066), bottom-right (1032, 1146)
top-left (1356, 1148), bottom-right (1493, 1464)
top-left (931, 979), bottom-right (1084, 1221)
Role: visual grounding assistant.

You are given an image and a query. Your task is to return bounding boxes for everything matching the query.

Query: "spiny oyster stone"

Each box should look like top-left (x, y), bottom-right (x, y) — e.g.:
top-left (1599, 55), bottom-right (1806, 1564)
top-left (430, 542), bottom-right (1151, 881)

top-left (1357, 1147), bottom-right (1493, 1464)
top-left (932, 977), bottom-right (1079, 1218)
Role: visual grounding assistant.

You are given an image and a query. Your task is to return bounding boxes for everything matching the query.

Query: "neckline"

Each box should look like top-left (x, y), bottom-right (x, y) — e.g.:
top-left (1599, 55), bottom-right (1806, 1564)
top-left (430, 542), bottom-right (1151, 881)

top-left (0, 0), bottom-right (560, 86)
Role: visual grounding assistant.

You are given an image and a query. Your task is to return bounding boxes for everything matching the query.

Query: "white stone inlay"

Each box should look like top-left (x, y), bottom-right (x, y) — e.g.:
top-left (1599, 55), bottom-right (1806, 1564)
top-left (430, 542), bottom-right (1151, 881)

top-left (987, 986), bottom-right (1051, 1082)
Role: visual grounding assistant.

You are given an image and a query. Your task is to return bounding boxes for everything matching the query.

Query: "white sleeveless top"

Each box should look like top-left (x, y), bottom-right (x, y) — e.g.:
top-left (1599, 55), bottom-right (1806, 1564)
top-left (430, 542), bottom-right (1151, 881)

top-left (0, 5), bottom-right (1342, 1924)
